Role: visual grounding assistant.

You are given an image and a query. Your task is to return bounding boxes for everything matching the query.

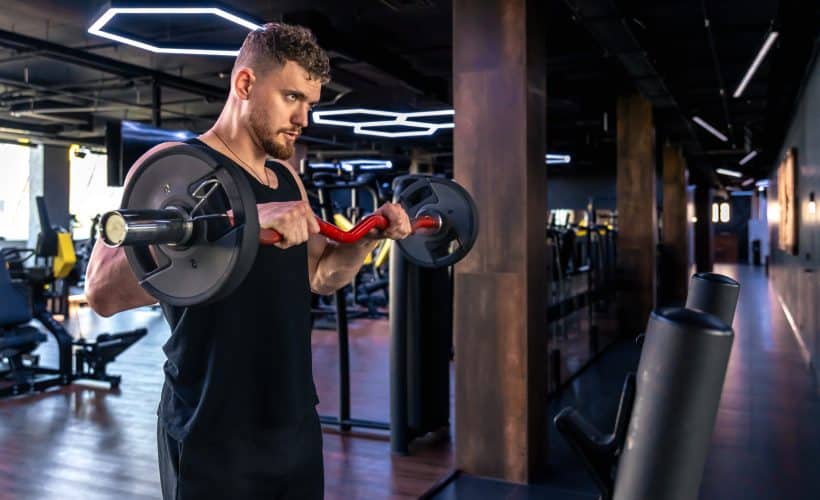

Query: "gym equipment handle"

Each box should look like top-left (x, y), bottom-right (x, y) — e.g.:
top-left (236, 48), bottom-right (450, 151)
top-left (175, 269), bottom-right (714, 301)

top-left (101, 209), bottom-right (441, 248)
top-left (259, 214), bottom-right (440, 245)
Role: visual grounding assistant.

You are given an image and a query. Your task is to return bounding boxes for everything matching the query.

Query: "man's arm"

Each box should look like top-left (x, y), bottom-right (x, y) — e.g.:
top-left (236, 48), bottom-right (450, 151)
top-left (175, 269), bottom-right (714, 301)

top-left (279, 162), bottom-right (409, 295)
top-left (85, 142), bottom-right (184, 316)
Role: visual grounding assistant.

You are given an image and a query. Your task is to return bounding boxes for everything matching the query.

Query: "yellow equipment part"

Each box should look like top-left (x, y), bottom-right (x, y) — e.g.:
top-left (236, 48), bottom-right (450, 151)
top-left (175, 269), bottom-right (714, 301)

top-left (332, 213), bottom-right (378, 265)
top-left (374, 240), bottom-right (391, 268)
top-left (53, 232), bottom-right (77, 279)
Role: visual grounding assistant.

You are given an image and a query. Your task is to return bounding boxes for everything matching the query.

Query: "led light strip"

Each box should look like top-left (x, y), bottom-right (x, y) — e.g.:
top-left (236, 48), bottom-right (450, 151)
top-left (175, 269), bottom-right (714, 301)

top-left (546, 154), bottom-right (571, 164)
top-left (739, 150), bottom-right (758, 165)
top-left (311, 108), bottom-right (455, 138)
top-left (692, 116), bottom-right (728, 142)
top-left (716, 168), bottom-right (742, 178)
top-left (308, 159), bottom-right (393, 172)
top-left (88, 7), bottom-right (262, 56)
top-left (733, 31), bottom-right (779, 98)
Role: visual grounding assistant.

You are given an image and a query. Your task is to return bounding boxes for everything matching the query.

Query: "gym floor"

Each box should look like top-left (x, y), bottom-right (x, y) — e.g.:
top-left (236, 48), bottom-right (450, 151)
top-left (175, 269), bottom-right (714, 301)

top-left (1, 264), bottom-right (818, 499)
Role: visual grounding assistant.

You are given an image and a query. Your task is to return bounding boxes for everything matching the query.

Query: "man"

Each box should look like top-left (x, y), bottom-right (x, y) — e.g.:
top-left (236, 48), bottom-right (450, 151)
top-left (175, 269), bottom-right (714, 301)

top-left (85, 23), bottom-right (411, 500)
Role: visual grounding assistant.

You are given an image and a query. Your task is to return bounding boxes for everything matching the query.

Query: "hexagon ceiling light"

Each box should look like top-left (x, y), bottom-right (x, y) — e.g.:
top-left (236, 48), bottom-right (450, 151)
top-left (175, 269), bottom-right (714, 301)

top-left (311, 108), bottom-right (455, 138)
top-left (88, 6), bottom-right (261, 56)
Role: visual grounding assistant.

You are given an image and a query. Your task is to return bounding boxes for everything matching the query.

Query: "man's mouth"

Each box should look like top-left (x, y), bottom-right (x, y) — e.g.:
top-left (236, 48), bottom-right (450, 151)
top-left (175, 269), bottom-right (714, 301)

top-left (282, 130), bottom-right (300, 140)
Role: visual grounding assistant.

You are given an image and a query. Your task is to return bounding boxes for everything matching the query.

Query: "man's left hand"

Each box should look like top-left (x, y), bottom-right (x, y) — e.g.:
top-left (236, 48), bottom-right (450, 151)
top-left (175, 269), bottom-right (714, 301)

top-left (374, 203), bottom-right (412, 240)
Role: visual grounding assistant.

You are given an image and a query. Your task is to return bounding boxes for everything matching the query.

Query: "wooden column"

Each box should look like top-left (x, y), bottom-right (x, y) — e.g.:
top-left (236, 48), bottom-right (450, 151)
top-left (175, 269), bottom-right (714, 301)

top-left (616, 94), bottom-right (657, 335)
top-left (662, 145), bottom-right (689, 304)
top-left (694, 185), bottom-right (714, 272)
top-left (453, 0), bottom-right (547, 483)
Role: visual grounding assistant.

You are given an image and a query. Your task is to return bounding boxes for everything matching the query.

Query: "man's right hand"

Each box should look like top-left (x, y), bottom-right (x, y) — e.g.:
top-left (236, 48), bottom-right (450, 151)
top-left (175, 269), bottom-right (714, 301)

top-left (258, 201), bottom-right (320, 249)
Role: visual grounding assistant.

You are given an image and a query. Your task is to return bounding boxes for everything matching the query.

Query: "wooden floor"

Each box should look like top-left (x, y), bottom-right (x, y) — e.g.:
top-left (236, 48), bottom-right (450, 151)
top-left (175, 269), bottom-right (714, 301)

top-left (0, 274), bottom-right (618, 500)
top-left (0, 309), bottom-right (451, 500)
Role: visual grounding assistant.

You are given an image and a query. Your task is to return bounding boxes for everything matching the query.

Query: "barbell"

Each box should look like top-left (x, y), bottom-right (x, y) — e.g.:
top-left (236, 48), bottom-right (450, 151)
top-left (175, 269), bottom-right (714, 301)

top-left (99, 144), bottom-right (478, 306)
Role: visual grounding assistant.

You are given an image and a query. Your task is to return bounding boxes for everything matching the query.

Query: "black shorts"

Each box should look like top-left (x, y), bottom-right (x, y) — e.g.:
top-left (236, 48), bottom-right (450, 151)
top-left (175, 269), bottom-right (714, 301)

top-left (157, 409), bottom-right (324, 500)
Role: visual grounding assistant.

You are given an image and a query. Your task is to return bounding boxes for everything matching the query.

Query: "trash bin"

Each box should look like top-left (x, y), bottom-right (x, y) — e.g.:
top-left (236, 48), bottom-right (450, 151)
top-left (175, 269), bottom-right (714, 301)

top-left (751, 239), bottom-right (761, 266)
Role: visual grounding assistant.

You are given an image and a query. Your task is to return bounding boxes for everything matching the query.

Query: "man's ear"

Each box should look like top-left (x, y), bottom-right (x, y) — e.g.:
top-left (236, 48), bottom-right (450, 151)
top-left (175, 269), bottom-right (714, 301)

top-left (233, 67), bottom-right (256, 100)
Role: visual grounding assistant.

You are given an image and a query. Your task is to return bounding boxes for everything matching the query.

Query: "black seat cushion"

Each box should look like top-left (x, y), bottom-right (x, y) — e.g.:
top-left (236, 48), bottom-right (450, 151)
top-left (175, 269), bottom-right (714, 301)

top-left (0, 326), bottom-right (46, 353)
top-left (0, 255), bottom-right (32, 327)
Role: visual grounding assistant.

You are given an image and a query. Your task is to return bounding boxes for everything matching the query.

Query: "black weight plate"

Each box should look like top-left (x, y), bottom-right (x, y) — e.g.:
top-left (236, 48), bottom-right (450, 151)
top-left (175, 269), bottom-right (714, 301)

top-left (394, 176), bottom-right (479, 268)
top-left (120, 144), bottom-right (259, 306)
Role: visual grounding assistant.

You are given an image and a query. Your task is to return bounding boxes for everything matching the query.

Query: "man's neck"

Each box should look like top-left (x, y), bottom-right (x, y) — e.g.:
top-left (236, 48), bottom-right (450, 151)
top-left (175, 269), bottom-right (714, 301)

top-left (201, 120), bottom-right (266, 170)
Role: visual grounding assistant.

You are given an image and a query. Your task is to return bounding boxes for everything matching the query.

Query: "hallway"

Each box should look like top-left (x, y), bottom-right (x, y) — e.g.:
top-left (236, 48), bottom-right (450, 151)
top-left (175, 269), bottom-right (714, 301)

top-left (700, 264), bottom-right (820, 499)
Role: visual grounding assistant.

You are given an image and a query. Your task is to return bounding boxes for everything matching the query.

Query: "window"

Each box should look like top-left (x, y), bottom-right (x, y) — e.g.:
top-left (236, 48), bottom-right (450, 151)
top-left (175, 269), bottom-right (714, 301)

top-left (0, 144), bottom-right (33, 241)
top-left (69, 147), bottom-right (124, 240)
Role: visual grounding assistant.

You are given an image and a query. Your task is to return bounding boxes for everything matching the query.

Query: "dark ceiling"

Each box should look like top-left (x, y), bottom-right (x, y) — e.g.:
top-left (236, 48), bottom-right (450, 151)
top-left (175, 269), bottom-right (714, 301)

top-left (0, 0), bottom-right (816, 187)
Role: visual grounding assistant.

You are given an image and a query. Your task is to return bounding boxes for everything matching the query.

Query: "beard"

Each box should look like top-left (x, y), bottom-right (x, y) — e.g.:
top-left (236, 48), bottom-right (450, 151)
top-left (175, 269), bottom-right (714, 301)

top-left (249, 106), bottom-right (294, 160)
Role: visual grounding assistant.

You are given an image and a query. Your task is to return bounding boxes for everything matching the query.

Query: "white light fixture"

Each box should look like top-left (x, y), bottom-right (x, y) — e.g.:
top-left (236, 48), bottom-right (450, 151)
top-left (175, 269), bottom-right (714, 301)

top-left (692, 116), bottom-right (728, 142)
top-left (311, 108), bottom-right (455, 138)
top-left (308, 159), bottom-right (392, 172)
top-left (712, 202), bottom-right (719, 223)
top-left (716, 168), bottom-right (742, 178)
top-left (308, 162), bottom-right (336, 169)
top-left (758, 185), bottom-right (765, 192)
top-left (809, 192), bottom-right (817, 215)
top-left (545, 154), bottom-right (571, 165)
top-left (739, 150), bottom-right (758, 165)
top-left (340, 159), bottom-right (393, 171)
top-left (88, 7), bottom-right (261, 56)
top-left (733, 31), bottom-right (779, 98)
top-left (755, 179), bottom-right (769, 188)
top-left (741, 177), bottom-right (755, 187)
top-left (720, 202), bottom-right (731, 223)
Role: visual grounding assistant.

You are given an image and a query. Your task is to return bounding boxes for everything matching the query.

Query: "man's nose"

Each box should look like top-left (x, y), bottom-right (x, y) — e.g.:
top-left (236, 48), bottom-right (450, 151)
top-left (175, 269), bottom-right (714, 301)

top-left (293, 106), bottom-right (309, 128)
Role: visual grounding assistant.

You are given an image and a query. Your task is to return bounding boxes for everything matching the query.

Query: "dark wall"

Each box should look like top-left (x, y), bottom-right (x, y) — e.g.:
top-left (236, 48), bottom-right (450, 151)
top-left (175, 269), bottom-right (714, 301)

top-left (547, 166), bottom-right (616, 210)
top-left (714, 194), bottom-right (752, 262)
top-left (768, 46), bottom-right (820, 380)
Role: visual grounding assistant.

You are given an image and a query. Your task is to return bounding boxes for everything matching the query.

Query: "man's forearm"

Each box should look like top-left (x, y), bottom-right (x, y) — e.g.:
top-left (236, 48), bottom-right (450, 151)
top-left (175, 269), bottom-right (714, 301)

top-left (311, 236), bottom-right (381, 295)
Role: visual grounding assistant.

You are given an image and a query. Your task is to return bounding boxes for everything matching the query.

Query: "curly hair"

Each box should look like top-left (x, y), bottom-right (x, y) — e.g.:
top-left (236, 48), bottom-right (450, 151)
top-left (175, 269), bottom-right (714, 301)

top-left (234, 22), bottom-right (331, 84)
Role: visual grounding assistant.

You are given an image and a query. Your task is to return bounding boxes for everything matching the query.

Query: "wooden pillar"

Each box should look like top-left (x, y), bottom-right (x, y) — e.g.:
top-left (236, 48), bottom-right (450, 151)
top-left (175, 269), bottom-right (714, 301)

top-left (453, 0), bottom-right (547, 483)
top-left (694, 185), bottom-right (714, 272)
top-left (616, 94), bottom-right (656, 335)
top-left (662, 145), bottom-right (689, 304)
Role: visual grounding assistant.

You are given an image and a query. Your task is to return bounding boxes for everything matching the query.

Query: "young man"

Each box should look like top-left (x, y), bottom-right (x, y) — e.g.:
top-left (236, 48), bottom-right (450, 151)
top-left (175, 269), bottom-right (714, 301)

top-left (85, 23), bottom-right (411, 500)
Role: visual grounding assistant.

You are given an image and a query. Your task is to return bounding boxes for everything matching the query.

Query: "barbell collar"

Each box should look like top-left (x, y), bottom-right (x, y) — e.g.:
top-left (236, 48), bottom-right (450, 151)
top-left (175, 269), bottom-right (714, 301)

top-left (100, 209), bottom-right (193, 248)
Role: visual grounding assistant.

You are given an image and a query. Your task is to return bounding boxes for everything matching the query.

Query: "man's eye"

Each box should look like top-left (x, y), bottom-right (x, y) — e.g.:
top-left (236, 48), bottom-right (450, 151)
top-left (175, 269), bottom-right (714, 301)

top-left (286, 94), bottom-right (298, 101)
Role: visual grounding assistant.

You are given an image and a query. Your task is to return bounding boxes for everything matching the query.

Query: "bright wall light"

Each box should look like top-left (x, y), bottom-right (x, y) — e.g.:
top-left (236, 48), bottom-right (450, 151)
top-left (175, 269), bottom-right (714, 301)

top-left (311, 108), bottom-right (454, 138)
top-left (767, 200), bottom-right (780, 222)
top-left (692, 116), bottom-right (728, 142)
top-left (712, 202), bottom-right (720, 223)
top-left (716, 168), bottom-right (742, 178)
top-left (739, 150), bottom-right (758, 165)
top-left (88, 7), bottom-right (261, 56)
top-left (720, 202), bottom-right (731, 223)
top-left (733, 31), bottom-right (779, 98)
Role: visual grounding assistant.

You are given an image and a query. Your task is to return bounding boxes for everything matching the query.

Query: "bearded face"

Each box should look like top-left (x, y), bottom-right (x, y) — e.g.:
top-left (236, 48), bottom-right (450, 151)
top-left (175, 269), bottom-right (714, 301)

top-left (249, 104), bottom-right (296, 160)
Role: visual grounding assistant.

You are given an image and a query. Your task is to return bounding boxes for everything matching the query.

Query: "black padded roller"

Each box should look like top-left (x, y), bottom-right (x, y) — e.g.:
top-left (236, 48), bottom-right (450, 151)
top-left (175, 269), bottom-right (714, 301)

top-left (613, 308), bottom-right (733, 500)
top-left (685, 272), bottom-right (740, 326)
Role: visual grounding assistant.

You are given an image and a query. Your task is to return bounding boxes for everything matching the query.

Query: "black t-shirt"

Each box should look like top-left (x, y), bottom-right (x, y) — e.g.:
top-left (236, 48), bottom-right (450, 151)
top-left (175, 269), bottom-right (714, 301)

top-left (157, 139), bottom-right (317, 441)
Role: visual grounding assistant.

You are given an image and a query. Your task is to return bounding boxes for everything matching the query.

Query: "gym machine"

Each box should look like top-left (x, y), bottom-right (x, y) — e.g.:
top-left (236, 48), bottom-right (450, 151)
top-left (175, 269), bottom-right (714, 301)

top-left (0, 197), bottom-right (146, 398)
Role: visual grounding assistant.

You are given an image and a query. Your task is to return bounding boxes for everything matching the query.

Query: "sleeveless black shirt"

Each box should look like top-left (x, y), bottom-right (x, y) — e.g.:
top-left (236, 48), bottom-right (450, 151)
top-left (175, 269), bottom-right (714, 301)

top-left (157, 139), bottom-right (317, 441)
